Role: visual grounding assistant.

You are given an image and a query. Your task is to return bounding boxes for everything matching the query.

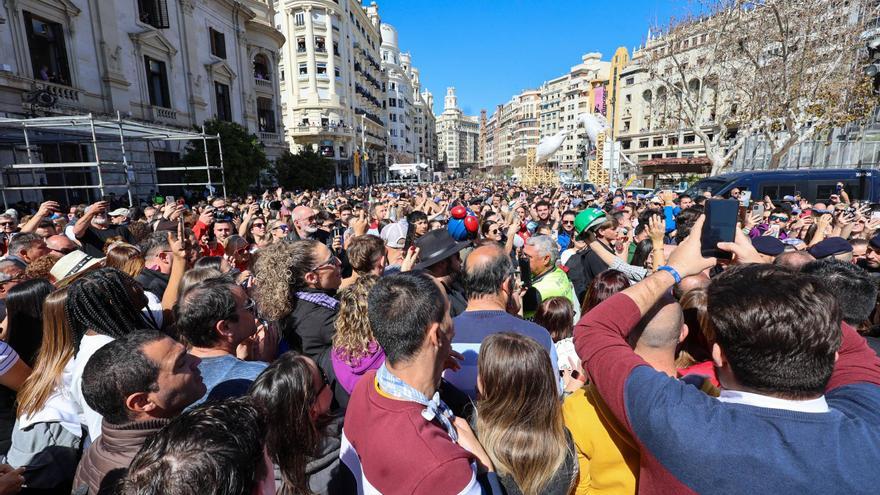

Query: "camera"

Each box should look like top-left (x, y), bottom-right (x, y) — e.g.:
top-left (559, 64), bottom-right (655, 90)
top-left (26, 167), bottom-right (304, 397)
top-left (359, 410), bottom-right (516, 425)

top-left (269, 200), bottom-right (282, 210)
top-left (213, 210), bottom-right (232, 222)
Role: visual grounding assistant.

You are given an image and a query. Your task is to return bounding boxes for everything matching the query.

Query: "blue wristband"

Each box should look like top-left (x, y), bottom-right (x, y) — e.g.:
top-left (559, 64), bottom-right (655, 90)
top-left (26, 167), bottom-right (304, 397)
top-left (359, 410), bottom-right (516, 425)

top-left (657, 265), bottom-right (681, 284)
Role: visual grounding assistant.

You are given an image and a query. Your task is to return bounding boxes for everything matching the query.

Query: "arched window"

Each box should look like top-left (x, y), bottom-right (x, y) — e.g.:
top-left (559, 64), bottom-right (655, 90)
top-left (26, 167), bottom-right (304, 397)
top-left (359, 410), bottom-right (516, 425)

top-left (253, 54), bottom-right (271, 81)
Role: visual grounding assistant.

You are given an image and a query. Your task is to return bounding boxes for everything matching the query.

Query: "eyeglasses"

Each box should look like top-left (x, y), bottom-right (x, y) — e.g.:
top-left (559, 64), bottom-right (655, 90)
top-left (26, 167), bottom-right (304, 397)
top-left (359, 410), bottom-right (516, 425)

top-left (488, 229), bottom-right (500, 234)
top-left (0, 222), bottom-right (14, 227)
top-left (252, 223), bottom-right (266, 228)
top-left (561, 220), bottom-right (575, 225)
top-left (311, 254), bottom-right (340, 272)
top-left (770, 215), bottom-right (788, 222)
top-left (272, 225), bottom-right (289, 232)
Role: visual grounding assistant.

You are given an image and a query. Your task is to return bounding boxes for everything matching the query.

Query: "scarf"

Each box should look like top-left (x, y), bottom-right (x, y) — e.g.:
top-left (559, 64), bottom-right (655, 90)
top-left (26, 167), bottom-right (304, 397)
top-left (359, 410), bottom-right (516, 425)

top-left (376, 363), bottom-right (458, 442)
top-left (295, 291), bottom-right (338, 310)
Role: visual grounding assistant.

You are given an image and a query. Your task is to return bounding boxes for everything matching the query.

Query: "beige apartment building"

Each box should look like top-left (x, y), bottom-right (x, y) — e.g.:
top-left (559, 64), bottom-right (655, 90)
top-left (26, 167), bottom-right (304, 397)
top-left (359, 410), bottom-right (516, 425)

top-left (436, 87), bottom-right (479, 176)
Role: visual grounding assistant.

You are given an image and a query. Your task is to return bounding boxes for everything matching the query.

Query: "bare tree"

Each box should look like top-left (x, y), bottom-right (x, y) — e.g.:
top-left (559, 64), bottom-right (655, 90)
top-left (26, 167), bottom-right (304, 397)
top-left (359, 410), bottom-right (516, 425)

top-left (729, 0), bottom-right (877, 170)
top-left (644, 0), bottom-right (877, 174)
top-left (643, 1), bottom-right (752, 175)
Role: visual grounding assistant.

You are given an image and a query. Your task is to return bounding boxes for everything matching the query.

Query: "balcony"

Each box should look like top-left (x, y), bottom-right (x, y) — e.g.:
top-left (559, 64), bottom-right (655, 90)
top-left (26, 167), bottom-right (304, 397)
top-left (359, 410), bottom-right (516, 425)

top-left (35, 80), bottom-right (81, 104)
top-left (290, 123), bottom-right (352, 137)
top-left (151, 106), bottom-right (177, 123)
top-left (254, 78), bottom-right (272, 90)
top-left (259, 131), bottom-right (282, 144)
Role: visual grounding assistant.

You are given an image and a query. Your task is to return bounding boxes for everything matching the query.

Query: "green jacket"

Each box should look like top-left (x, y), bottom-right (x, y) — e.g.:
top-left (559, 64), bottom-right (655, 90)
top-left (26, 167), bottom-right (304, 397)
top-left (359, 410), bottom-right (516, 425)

top-left (524, 266), bottom-right (581, 322)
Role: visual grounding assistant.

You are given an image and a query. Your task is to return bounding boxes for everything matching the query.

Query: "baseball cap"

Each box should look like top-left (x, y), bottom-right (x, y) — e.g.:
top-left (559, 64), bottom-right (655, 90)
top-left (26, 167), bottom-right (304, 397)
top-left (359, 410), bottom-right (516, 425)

top-left (108, 208), bottom-right (129, 217)
top-left (807, 237), bottom-right (853, 259)
top-left (380, 222), bottom-right (407, 249)
top-left (751, 236), bottom-right (785, 256)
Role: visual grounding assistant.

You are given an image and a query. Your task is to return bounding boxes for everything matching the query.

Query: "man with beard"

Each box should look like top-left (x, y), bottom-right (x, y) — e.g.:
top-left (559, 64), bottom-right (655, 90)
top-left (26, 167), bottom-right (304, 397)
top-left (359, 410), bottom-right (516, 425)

top-left (446, 243), bottom-right (560, 399)
top-left (73, 200), bottom-right (134, 257)
top-left (287, 206), bottom-right (329, 244)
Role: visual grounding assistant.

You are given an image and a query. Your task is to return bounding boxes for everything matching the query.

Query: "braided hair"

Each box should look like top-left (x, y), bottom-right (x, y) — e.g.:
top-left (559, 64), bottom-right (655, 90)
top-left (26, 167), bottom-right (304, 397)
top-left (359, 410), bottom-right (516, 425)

top-left (66, 267), bottom-right (150, 351)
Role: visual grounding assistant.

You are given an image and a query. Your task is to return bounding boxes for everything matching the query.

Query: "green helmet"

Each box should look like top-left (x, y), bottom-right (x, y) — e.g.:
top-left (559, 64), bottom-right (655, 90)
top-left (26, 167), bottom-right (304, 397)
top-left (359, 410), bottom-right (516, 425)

top-left (574, 208), bottom-right (607, 234)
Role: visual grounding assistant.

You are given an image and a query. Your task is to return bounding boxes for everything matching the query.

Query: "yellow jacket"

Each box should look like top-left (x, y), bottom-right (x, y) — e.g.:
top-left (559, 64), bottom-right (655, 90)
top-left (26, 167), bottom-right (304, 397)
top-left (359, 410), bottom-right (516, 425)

top-left (562, 384), bottom-right (640, 495)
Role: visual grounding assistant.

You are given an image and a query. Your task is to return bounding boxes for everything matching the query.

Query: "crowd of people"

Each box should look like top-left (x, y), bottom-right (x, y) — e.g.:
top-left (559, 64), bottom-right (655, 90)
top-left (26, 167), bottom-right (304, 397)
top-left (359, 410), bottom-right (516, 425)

top-left (0, 178), bottom-right (877, 494)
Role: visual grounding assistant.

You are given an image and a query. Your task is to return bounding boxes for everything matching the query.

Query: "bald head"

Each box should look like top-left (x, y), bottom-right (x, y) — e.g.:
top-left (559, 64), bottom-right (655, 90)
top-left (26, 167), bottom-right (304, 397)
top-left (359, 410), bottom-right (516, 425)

top-left (292, 206), bottom-right (317, 235)
top-left (46, 235), bottom-right (77, 259)
top-left (463, 243), bottom-right (513, 299)
top-left (629, 295), bottom-right (686, 352)
top-left (774, 251), bottom-right (815, 271)
top-left (674, 272), bottom-right (710, 300)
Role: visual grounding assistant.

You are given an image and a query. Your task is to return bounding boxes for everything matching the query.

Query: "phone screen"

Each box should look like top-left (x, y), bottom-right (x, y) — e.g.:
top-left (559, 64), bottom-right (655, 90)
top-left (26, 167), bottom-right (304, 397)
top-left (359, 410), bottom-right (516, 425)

top-left (518, 256), bottom-right (532, 287)
top-left (701, 199), bottom-right (739, 260)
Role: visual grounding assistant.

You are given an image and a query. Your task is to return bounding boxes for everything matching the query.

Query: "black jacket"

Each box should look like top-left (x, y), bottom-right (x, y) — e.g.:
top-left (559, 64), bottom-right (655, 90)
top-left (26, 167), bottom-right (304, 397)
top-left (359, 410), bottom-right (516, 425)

top-left (278, 292), bottom-right (349, 410)
top-left (564, 245), bottom-right (611, 303)
top-left (135, 268), bottom-right (169, 299)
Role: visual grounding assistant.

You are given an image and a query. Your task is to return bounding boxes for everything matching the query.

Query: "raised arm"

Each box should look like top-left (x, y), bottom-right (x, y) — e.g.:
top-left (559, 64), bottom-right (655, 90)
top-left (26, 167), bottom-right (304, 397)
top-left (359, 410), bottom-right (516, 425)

top-left (19, 201), bottom-right (59, 234)
top-left (73, 201), bottom-right (108, 239)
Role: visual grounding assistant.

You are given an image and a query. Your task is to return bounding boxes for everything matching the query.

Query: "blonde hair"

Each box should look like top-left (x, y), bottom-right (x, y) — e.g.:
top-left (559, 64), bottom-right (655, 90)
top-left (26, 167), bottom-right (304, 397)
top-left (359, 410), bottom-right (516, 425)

top-left (333, 275), bottom-right (378, 364)
top-left (476, 333), bottom-right (572, 495)
top-left (105, 243), bottom-right (145, 278)
top-left (17, 288), bottom-right (73, 418)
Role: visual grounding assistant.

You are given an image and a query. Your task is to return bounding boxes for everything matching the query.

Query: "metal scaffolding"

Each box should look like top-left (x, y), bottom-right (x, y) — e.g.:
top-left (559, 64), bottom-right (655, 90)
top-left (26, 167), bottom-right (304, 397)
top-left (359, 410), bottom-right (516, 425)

top-left (0, 113), bottom-right (225, 209)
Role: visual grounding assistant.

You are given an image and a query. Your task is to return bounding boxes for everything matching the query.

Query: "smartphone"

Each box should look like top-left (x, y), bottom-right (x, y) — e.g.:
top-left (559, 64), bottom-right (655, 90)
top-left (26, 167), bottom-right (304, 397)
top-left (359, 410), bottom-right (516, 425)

top-left (701, 199), bottom-right (739, 260)
top-left (750, 203), bottom-right (764, 218)
top-left (165, 196), bottom-right (175, 205)
top-left (176, 198), bottom-right (185, 206)
top-left (518, 256), bottom-right (532, 288)
top-left (739, 190), bottom-right (752, 207)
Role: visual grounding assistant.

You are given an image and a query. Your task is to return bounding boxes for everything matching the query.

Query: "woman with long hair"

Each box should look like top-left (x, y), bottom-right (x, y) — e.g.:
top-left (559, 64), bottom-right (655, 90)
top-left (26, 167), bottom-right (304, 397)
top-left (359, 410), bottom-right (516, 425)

top-left (8, 288), bottom-right (82, 492)
top-left (67, 267), bottom-right (153, 441)
top-left (4, 278), bottom-right (54, 366)
top-left (243, 215), bottom-right (271, 249)
top-left (474, 332), bottom-right (577, 495)
top-left (249, 352), bottom-right (353, 495)
top-left (533, 297), bottom-right (578, 373)
top-left (580, 270), bottom-right (630, 316)
top-left (331, 275), bottom-right (384, 394)
top-left (254, 240), bottom-right (345, 408)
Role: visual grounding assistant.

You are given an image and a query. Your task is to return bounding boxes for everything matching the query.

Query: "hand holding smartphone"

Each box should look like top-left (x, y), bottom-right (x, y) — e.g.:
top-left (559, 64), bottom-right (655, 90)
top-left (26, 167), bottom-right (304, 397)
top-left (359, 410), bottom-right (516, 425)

top-left (701, 199), bottom-right (739, 260)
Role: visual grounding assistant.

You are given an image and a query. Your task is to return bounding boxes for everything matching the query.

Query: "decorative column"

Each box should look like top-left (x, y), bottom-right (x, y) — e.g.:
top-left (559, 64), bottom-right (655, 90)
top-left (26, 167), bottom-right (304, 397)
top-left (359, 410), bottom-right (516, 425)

top-left (303, 6), bottom-right (317, 104)
top-left (325, 9), bottom-right (336, 100)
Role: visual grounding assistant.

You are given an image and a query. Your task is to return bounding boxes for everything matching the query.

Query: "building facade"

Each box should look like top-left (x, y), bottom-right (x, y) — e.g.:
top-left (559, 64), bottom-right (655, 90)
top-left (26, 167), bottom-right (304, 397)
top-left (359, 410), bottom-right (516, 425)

top-left (0, 0), bottom-right (286, 202)
top-left (539, 53), bottom-right (611, 169)
top-left (435, 87), bottom-right (479, 175)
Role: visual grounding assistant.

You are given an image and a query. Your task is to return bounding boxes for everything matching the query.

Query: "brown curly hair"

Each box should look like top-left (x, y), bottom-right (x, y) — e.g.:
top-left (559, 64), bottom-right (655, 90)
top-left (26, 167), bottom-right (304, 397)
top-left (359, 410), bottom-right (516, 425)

top-left (253, 240), bottom-right (320, 321)
top-left (332, 274), bottom-right (379, 365)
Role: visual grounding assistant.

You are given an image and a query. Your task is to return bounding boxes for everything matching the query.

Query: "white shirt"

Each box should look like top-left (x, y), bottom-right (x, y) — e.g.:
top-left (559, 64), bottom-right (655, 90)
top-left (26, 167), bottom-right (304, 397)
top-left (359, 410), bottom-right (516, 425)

top-left (71, 333), bottom-right (115, 441)
top-left (717, 389), bottom-right (829, 413)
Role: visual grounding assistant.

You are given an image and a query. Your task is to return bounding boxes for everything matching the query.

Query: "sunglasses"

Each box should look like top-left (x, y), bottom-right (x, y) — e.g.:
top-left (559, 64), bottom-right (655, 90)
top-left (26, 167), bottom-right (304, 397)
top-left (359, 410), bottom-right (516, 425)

top-left (252, 223), bottom-right (266, 228)
top-left (562, 220), bottom-right (575, 225)
top-left (489, 229), bottom-right (500, 234)
top-left (272, 225), bottom-right (289, 232)
top-left (311, 254), bottom-right (340, 272)
top-left (770, 215), bottom-right (788, 222)
top-left (0, 222), bottom-right (15, 227)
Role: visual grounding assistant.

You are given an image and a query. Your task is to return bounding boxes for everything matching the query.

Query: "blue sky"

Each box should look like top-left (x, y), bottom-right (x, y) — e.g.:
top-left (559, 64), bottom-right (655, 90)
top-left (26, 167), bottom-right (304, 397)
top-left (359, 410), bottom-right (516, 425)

top-left (370, 0), bottom-right (682, 116)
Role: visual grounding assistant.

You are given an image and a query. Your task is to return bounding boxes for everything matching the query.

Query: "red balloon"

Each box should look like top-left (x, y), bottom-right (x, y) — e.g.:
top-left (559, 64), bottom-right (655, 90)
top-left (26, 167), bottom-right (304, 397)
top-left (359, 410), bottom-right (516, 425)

top-left (464, 215), bottom-right (479, 232)
top-left (451, 205), bottom-right (467, 219)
